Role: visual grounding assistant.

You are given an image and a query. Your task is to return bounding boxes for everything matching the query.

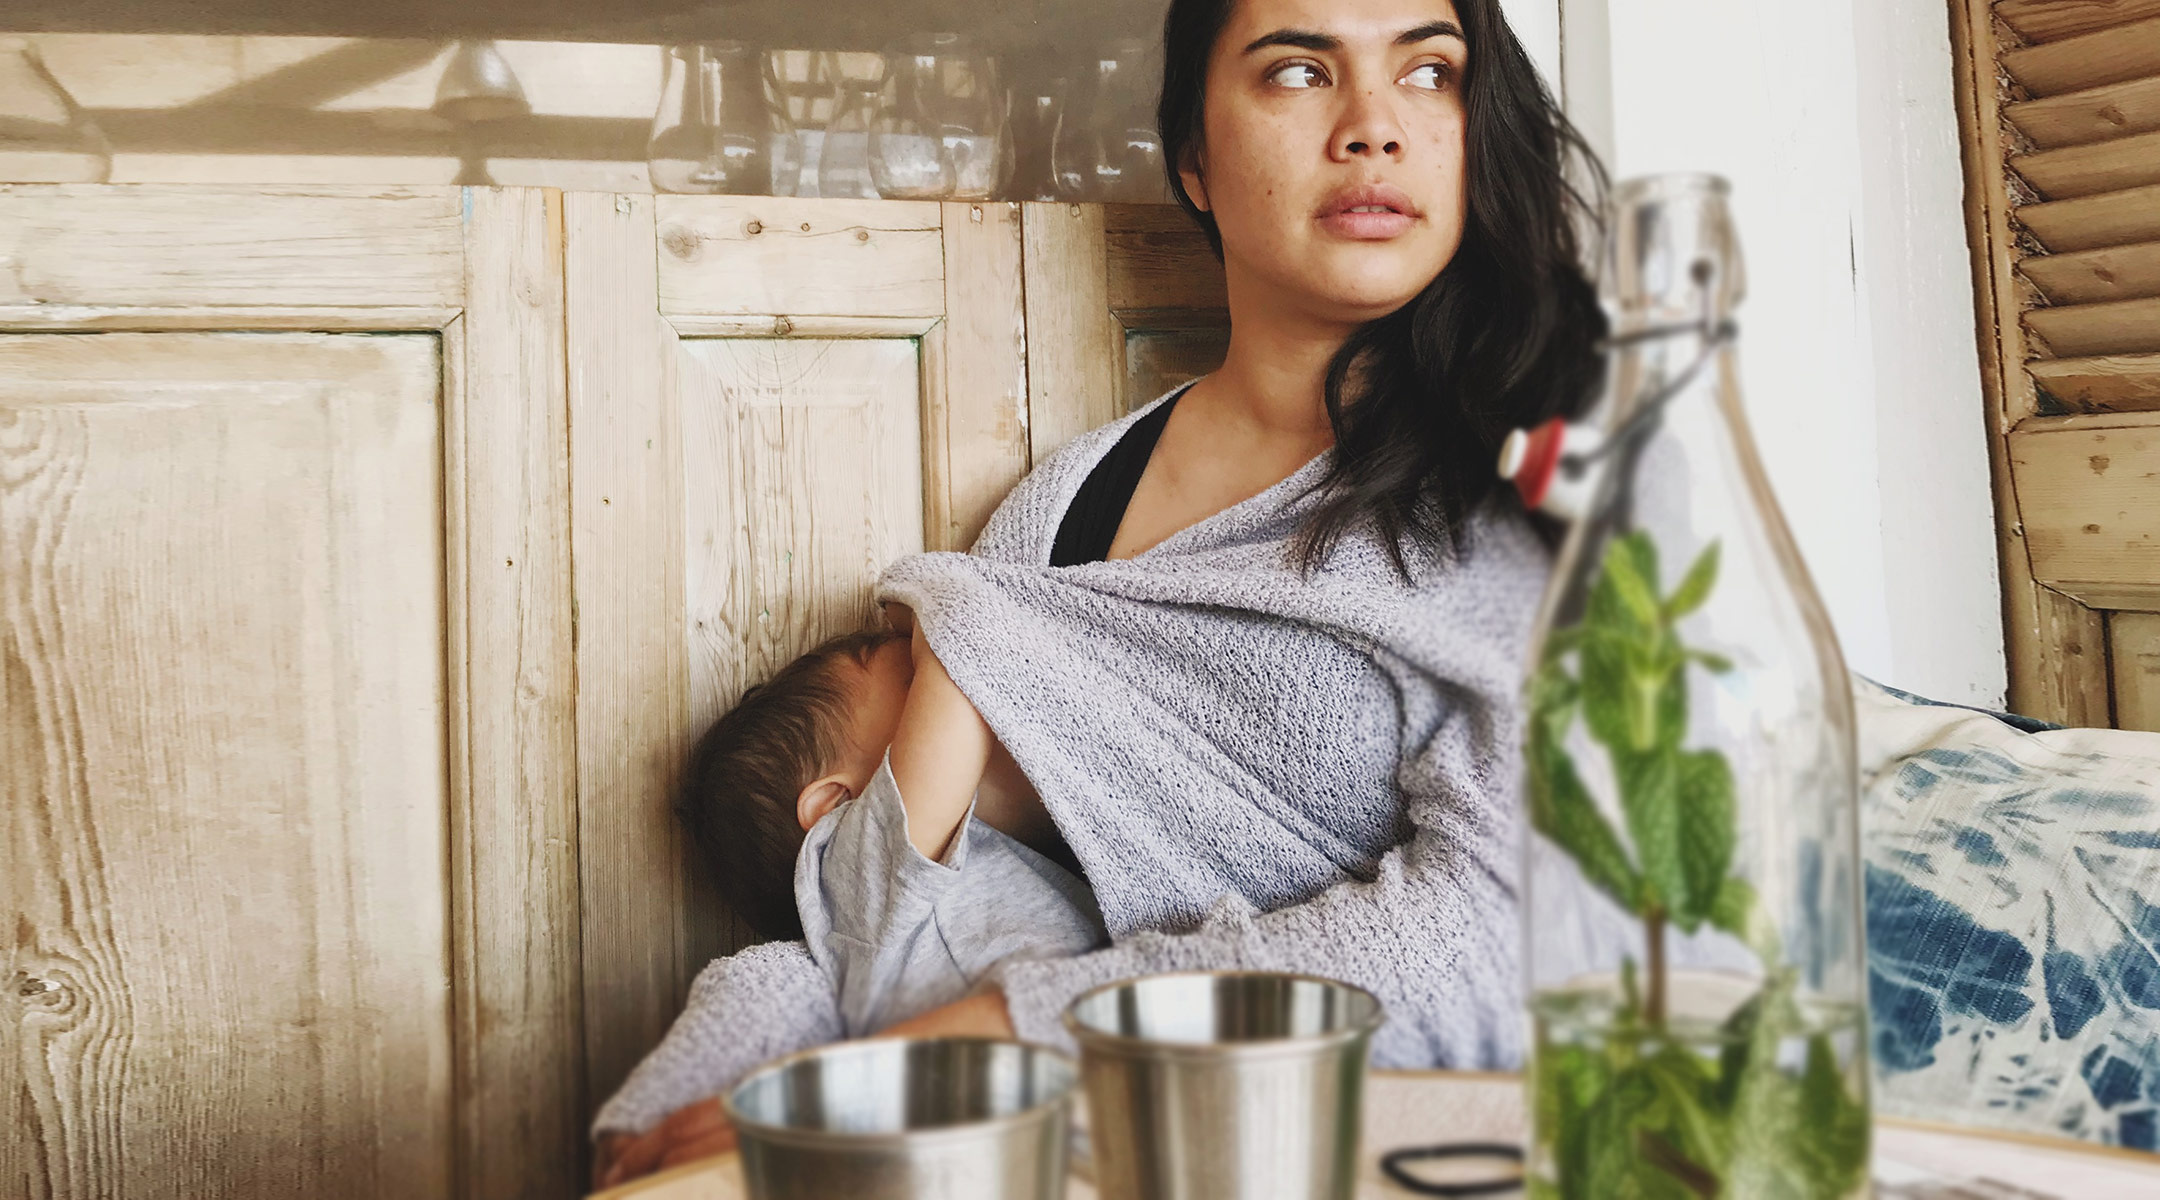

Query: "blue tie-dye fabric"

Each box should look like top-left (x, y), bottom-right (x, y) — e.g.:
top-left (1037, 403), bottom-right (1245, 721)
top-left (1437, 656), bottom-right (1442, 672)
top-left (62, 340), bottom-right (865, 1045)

top-left (1857, 678), bottom-right (2160, 1151)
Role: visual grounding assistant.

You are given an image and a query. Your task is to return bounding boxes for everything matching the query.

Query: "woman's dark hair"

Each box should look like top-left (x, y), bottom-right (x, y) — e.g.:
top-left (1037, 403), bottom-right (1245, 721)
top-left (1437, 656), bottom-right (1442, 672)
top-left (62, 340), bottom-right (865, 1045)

top-left (1158, 0), bottom-right (1608, 573)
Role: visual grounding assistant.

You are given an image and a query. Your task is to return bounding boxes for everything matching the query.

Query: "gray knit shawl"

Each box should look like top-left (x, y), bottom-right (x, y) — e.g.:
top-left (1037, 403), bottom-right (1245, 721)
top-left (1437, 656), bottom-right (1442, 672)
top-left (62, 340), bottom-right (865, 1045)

top-left (593, 394), bottom-right (1547, 1136)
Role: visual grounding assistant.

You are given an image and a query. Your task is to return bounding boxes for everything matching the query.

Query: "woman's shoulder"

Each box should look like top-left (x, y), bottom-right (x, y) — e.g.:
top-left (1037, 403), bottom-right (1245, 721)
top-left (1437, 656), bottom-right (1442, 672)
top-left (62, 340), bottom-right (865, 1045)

top-left (967, 388), bottom-right (1186, 564)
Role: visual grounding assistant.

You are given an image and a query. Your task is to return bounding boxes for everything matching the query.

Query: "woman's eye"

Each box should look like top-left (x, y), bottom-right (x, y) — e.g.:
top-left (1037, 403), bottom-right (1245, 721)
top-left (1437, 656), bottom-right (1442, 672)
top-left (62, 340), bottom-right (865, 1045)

top-left (1266, 61), bottom-right (1328, 89)
top-left (1401, 62), bottom-right (1453, 91)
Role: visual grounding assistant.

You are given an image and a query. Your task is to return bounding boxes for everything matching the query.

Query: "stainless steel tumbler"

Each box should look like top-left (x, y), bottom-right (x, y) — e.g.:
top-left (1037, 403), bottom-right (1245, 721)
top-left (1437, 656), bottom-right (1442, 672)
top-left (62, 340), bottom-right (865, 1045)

top-left (1063, 971), bottom-right (1385, 1200)
top-left (723, 1036), bottom-right (1077, 1200)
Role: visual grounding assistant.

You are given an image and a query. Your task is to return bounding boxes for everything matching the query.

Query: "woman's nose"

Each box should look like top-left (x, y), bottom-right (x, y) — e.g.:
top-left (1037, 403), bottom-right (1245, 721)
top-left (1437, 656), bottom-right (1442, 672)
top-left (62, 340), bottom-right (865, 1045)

top-left (1331, 86), bottom-right (1406, 161)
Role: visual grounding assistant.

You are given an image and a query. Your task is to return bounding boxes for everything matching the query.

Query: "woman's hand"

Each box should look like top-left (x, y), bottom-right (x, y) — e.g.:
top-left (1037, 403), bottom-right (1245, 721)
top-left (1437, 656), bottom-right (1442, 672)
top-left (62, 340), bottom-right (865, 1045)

top-left (591, 1098), bottom-right (739, 1191)
top-left (874, 987), bottom-right (1017, 1041)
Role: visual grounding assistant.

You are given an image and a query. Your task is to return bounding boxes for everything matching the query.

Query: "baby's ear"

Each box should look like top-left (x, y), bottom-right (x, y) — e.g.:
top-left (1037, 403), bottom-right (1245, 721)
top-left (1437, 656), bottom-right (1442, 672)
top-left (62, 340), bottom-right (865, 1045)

top-left (795, 776), bottom-right (853, 831)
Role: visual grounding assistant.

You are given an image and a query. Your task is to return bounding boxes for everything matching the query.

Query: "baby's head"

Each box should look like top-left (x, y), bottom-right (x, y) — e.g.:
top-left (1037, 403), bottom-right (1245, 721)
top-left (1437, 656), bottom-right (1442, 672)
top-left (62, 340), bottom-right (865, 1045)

top-left (678, 627), bottom-right (913, 940)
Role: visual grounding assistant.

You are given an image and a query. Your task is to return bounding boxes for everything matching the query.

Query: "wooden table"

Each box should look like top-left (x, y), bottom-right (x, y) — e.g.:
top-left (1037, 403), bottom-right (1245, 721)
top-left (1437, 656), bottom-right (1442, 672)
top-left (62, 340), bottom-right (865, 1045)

top-left (592, 1070), bottom-right (2160, 1199)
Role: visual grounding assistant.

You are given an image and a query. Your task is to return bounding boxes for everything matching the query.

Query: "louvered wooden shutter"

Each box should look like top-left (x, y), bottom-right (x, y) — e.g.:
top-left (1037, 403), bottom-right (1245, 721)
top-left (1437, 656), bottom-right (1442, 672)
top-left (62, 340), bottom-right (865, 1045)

top-left (1953, 0), bottom-right (2160, 731)
top-left (2000, 0), bottom-right (2160, 406)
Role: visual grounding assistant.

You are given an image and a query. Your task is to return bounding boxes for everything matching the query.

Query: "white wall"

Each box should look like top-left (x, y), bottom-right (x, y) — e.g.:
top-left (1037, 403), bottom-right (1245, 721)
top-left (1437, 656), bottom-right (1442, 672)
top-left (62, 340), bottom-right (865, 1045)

top-left (1554, 0), bottom-right (2008, 707)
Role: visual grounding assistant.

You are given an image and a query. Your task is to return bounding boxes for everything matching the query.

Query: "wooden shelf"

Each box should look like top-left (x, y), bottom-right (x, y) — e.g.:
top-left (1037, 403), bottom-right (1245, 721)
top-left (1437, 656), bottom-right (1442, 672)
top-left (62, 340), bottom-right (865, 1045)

top-left (4, 0), bottom-right (1172, 53)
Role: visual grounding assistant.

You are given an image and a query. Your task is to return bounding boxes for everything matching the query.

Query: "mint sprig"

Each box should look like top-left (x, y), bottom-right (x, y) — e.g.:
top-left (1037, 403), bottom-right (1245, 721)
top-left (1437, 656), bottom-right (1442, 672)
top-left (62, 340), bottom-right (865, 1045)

top-left (1527, 532), bottom-right (1868, 1199)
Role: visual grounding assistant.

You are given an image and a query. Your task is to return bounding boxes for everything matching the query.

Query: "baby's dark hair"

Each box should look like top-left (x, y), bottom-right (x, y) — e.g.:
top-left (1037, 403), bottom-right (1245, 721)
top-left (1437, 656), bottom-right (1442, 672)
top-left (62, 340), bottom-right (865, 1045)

top-left (678, 627), bottom-right (899, 941)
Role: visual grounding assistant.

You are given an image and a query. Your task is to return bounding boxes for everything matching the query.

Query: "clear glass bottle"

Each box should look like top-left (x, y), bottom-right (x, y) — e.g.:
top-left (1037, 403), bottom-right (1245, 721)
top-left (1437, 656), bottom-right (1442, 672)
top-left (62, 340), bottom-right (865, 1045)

top-left (647, 41), bottom-right (797, 196)
top-left (0, 37), bottom-right (112, 183)
top-left (820, 76), bottom-right (883, 200)
top-left (872, 33), bottom-right (1006, 201)
top-left (1076, 39), bottom-right (1166, 203)
top-left (1516, 175), bottom-right (1871, 1199)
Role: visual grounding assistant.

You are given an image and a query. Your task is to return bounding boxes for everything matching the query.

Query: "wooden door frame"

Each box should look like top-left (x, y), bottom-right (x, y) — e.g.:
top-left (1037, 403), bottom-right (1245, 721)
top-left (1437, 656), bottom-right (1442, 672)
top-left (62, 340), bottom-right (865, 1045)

top-left (0, 183), bottom-right (583, 1200)
top-left (1945, 1), bottom-right (2117, 725)
top-left (1018, 202), bottom-right (1229, 463)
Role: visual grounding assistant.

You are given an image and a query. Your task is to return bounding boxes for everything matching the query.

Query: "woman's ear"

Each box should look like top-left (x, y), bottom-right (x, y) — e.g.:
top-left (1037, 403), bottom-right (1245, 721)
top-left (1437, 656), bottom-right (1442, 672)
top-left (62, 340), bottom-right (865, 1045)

top-left (1180, 147), bottom-right (1211, 213)
top-left (796, 776), bottom-right (853, 831)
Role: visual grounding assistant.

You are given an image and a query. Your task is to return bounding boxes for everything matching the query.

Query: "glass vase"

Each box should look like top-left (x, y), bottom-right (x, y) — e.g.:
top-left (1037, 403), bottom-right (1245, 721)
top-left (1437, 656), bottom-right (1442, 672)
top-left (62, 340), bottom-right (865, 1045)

top-left (0, 37), bottom-right (112, 183)
top-left (819, 76), bottom-right (883, 200)
top-left (1515, 174), bottom-right (1871, 1200)
top-left (1073, 39), bottom-right (1166, 203)
top-left (872, 33), bottom-right (1006, 201)
top-left (647, 41), bottom-right (798, 196)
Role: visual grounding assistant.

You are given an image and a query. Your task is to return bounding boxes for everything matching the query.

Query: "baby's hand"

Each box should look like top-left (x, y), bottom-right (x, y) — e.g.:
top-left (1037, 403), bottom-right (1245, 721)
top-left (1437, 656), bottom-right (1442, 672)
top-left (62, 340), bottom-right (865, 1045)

top-left (593, 1098), bottom-right (738, 1189)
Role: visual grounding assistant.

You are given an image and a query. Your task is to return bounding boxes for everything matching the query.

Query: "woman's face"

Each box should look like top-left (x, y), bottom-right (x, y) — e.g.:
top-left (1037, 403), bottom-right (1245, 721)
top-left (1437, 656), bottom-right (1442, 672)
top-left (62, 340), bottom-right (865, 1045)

top-left (1186, 0), bottom-right (1471, 326)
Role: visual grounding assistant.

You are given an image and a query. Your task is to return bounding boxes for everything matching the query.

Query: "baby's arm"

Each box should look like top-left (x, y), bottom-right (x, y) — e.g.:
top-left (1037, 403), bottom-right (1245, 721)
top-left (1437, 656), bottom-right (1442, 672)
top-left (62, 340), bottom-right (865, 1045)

top-left (886, 625), bottom-right (994, 860)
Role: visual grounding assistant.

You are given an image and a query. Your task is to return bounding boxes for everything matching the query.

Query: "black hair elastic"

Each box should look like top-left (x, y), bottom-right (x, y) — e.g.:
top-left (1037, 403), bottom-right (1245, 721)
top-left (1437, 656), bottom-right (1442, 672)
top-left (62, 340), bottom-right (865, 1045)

top-left (1378, 1142), bottom-right (1526, 1197)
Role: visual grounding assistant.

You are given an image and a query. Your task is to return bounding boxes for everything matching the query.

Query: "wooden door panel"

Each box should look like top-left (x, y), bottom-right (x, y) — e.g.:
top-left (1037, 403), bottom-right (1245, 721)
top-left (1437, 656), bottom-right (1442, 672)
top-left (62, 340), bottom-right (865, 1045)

top-left (2, 332), bottom-right (453, 1199)
top-left (570, 194), bottom-right (1030, 1116)
top-left (682, 336), bottom-right (926, 724)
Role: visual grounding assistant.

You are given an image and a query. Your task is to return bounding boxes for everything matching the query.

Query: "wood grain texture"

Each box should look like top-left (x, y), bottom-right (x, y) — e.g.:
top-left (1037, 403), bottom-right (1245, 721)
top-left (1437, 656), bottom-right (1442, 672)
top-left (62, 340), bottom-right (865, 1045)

top-left (2011, 129), bottom-right (2160, 199)
top-left (2018, 183), bottom-right (2160, 252)
top-left (1020, 202), bottom-right (1122, 465)
top-left (2112, 611), bottom-right (2160, 731)
top-left (451, 187), bottom-right (584, 1200)
top-left (2020, 238), bottom-right (2160, 304)
top-left (681, 336), bottom-right (926, 739)
top-left (1103, 203), bottom-right (1227, 316)
top-left (0, 305), bottom-right (462, 331)
top-left (2023, 295), bottom-right (2160, 356)
top-left (2006, 74), bottom-right (2160, 148)
top-left (1999, 0), bottom-right (2160, 43)
top-left (655, 198), bottom-right (945, 318)
top-left (2, 332), bottom-right (453, 1198)
top-left (2009, 415), bottom-right (2160, 614)
top-left (0, 185), bottom-right (462, 308)
top-left (928, 202), bottom-right (1029, 551)
top-left (2002, 15), bottom-right (2160, 96)
top-left (565, 192), bottom-right (694, 1158)
top-left (1950, 0), bottom-right (2104, 721)
top-left (2028, 352), bottom-right (2160, 411)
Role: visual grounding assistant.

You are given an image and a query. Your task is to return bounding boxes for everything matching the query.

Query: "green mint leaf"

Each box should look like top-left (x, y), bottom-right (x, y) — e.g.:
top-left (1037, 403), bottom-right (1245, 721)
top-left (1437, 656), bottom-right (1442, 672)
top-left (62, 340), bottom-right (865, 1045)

top-left (1530, 727), bottom-right (1643, 913)
top-left (1615, 748), bottom-right (1686, 917)
top-left (1603, 533), bottom-right (1663, 629)
top-left (1664, 541), bottom-right (1721, 621)
top-left (1795, 1032), bottom-right (1872, 1197)
top-left (1687, 649), bottom-right (1734, 674)
top-left (1578, 629), bottom-right (1637, 753)
top-left (1652, 662), bottom-right (1689, 752)
top-left (1674, 750), bottom-right (1737, 926)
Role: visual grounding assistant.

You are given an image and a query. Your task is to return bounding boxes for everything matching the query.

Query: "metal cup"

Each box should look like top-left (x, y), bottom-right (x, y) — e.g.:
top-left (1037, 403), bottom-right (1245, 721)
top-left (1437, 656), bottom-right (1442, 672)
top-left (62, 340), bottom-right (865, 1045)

top-left (1063, 971), bottom-right (1385, 1200)
top-left (723, 1036), bottom-right (1077, 1200)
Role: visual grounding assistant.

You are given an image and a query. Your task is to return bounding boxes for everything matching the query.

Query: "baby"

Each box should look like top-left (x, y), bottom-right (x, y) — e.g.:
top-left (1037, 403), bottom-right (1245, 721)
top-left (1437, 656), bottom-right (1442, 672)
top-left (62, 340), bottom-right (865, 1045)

top-left (674, 614), bottom-right (1105, 1038)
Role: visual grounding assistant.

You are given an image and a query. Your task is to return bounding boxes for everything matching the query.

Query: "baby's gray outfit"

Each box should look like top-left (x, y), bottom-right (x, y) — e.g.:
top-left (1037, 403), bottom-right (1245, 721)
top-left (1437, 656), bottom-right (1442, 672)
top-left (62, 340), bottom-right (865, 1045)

top-left (796, 754), bottom-right (1107, 1036)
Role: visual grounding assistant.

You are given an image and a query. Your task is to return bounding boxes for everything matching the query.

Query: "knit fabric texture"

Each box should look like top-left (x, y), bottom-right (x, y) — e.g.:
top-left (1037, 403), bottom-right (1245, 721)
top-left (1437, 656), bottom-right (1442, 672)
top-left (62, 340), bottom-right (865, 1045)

top-left (592, 391), bottom-right (1548, 1136)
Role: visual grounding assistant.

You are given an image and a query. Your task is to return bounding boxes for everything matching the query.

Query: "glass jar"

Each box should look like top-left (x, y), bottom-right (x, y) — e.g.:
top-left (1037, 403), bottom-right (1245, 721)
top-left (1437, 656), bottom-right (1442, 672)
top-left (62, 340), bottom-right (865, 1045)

top-left (0, 37), bottom-right (112, 183)
top-left (647, 41), bottom-right (798, 196)
top-left (872, 33), bottom-right (1007, 201)
top-left (1516, 175), bottom-right (1871, 1199)
top-left (1007, 78), bottom-right (1068, 203)
top-left (1072, 39), bottom-right (1166, 203)
top-left (820, 76), bottom-right (883, 200)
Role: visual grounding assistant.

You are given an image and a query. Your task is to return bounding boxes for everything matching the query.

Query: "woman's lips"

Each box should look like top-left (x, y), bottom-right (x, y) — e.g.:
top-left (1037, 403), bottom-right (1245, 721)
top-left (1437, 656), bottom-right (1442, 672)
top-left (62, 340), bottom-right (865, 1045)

top-left (1318, 208), bottom-right (1418, 239)
top-left (1316, 184), bottom-right (1420, 240)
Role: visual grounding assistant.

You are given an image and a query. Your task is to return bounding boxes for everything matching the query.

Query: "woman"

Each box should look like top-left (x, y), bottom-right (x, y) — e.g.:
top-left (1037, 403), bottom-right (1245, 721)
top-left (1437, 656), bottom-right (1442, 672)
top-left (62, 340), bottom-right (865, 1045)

top-left (599, 0), bottom-right (1602, 1181)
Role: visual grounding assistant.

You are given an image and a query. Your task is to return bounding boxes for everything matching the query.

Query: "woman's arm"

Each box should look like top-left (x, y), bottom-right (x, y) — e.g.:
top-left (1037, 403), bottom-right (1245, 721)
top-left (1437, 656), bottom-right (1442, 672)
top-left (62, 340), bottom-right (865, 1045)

top-left (885, 626), bottom-right (995, 860)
